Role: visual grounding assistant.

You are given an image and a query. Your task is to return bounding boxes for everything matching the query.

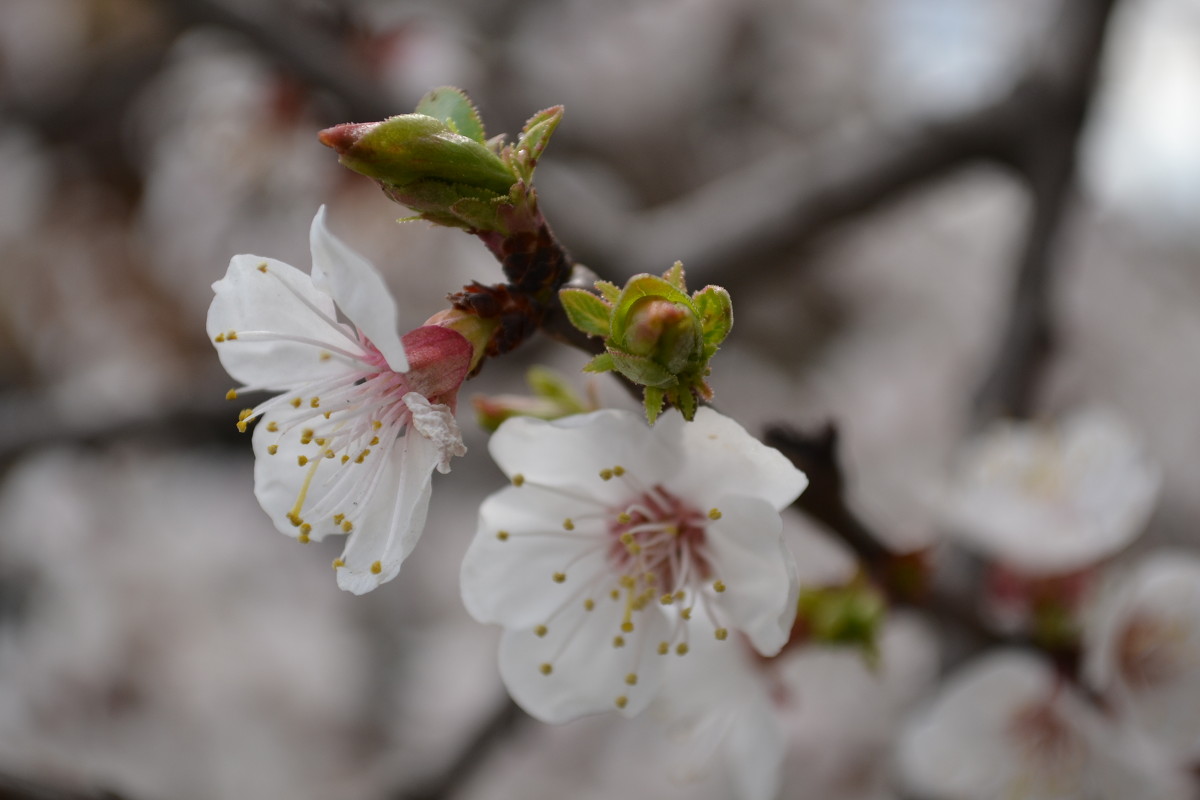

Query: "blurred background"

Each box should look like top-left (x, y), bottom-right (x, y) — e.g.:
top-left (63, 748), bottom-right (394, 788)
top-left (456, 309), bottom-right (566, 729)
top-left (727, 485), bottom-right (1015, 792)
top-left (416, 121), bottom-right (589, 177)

top-left (0, 0), bottom-right (1198, 798)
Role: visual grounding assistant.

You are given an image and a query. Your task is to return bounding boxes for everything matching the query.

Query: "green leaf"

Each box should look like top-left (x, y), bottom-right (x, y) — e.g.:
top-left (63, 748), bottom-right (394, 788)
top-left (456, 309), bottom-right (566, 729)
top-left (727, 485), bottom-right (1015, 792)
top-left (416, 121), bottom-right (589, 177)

top-left (518, 106), bottom-right (564, 164)
top-left (675, 388), bottom-right (698, 420)
top-left (643, 387), bottom-right (665, 425)
top-left (415, 87), bottom-right (486, 143)
top-left (558, 288), bottom-right (613, 338)
top-left (526, 366), bottom-right (586, 411)
top-left (663, 260), bottom-right (686, 291)
top-left (609, 274), bottom-right (693, 343)
top-left (609, 350), bottom-right (675, 388)
top-left (691, 285), bottom-right (733, 347)
top-left (582, 352), bottom-right (615, 373)
top-left (594, 281), bottom-right (622, 303)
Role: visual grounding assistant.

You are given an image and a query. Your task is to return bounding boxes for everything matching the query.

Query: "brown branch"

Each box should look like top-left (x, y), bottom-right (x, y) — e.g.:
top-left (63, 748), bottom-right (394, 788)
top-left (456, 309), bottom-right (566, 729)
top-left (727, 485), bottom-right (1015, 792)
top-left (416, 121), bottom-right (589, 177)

top-left (0, 772), bottom-right (132, 800)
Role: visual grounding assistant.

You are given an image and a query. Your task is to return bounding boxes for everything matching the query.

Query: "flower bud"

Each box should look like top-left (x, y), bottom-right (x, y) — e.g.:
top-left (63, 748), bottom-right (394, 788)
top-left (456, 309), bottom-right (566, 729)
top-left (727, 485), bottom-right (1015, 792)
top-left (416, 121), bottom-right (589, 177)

top-left (619, 297), bottom-right (703, 374)
top-left (424, 308), bottom-right (500, 373)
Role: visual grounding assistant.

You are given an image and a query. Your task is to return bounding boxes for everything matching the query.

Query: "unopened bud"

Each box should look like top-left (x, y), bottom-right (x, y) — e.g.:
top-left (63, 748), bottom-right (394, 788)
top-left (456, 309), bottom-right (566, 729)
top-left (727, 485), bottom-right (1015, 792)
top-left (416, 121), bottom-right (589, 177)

top-left (621, 297), bottom-right (702, 374)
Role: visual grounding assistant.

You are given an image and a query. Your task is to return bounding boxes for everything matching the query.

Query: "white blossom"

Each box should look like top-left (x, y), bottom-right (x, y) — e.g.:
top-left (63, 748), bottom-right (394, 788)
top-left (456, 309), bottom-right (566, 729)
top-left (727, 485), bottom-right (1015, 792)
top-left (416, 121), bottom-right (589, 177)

top-left (460, 407), bottom-right (807, 723)
top-left (207, 206), bottom-right (471, 594)
top-left (897, 650), bottom-right (1189, 800)
top-left (1085, 552), bottom-right (1200, 762)
top-left (939, 408), bottom-right (1160, 575)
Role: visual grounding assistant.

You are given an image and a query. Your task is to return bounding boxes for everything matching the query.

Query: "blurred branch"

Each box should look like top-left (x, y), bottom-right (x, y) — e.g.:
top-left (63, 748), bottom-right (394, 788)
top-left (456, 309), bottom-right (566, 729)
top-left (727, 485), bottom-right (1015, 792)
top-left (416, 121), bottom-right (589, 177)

top-left (0, 772), bottom-right (131, 800)
top-left (972, 0), bottom-right (1119, 422)
top-left (396, 698), bottom-right (525, 800)
top-left (161, 0), bottom-right (401, 122)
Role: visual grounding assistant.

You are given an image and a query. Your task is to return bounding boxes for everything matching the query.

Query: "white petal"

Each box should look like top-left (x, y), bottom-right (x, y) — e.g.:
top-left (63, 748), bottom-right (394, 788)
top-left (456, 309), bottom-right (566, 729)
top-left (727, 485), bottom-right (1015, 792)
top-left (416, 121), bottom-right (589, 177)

top-left (660, 407), bottom-right (807, 512)
top-left (487, 410), bottom-right (681, 504)
top-left (403, 392), bottom-right (466, 474)
top-left (704, 495), bottom-right (797, 656)
top-left (496, 597), bottom-right (670, 724)
top-left (309, 206), bottom-right (409, 372)
top-left (251, 407), bottom-right (351, 542)
top-left (336, 425), bottom-right (440, 594)
top-left (208, 254), bottom-right (362, 390)
top-left (460, 485), bottom-right (610, 628)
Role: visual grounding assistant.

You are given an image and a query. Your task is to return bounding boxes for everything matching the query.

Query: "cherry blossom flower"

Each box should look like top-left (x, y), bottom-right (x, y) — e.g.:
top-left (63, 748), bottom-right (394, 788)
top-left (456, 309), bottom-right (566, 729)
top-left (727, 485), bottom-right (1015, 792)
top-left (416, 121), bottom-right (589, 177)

top-left (460, 407), bottom-right (807, 723)
top-left (208, 206), bottom-right (471, 594)
top-left (939, 408), bottom-right (1160, 575)
top-left (897, 650), bottom-right (1189, 800)
top-left (1085, 552), bottom-right (1200, 762)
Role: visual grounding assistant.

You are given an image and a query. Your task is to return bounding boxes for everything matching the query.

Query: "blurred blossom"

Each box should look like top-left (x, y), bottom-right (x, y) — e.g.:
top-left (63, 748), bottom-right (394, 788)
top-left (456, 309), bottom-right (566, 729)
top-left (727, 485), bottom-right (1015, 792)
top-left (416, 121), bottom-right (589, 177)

top-left (939, 408), bottom-right (1160, 575)
top-left (209, 207), bottom-right (471, 594)
top-left (461, 407), bottom-right (807, 723)
top-left (0, 449), bottom-right (378, 800)
top-left (1085, 552), bottom-right (1200, 762)
top-left (897, 650), bottom-right (1190, 800)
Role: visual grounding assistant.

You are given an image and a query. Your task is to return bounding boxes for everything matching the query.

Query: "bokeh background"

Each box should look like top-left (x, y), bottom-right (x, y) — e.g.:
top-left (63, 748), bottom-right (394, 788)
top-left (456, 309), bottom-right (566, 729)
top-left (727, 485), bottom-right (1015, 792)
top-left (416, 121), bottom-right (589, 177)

top-left (1, 0), bottom-right (1198, 798)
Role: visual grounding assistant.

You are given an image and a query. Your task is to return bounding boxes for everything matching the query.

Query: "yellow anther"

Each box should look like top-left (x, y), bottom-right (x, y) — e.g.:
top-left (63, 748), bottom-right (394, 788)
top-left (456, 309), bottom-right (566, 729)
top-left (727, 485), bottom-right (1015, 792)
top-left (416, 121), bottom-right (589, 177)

top-left (267, 445), bottom-right (278, 455)
top-left (298, 532), bottom-right (310, 544)
top-left (341, 455), bottom-right (350, 464)
top-left (625, 673), bottom-right (638, 686)
top-left (621, 621), bottom-right (634, 633)
top-left (355, 449), bottom-right (370, 463)
top-left (613, 466), bottom-right (626, 476)
top-left (676, 643), bottom-right (689, 656)
top-left (539, 663), bottom-right (553, 676)
top-left (257, 262), bottom-right (268, 273)
top-left (299, 523), bottom-right (312, 536)
top-left (290, 398), bottom-right (302, 408)
top-left (583, 598), bottom-right (595, 611)
top-left (617, 512), bottom-right (632, 524)
top-left (369, 560), bottom-right (382, 574)
top-left (286, 512), bottom-right (302, 527)
top-left (369, 436), bottom-right (379, 446)
top-left (715, 628), bottom-right (728, 641)
top-left (226, 331), bottom-right (238, 340)
top-left (238, 408), bottom-right (253, 421)
top-left (342, 520), bottom-right (353, 533)
top-left (225, 389), bottom-right (238, 400)
top-left (324, 450), bottom-right (335, 459)
top-left (297, 455), bottom-right (308, 466)
top-left (214, 333), bottom-right (225, 343)
top-left (266, 421), bottom-right (279, 432)
top-left (333, 514), bottom-right (345, 524)
top-left (619, 575), bottom-right (636, 589)
top-left (323, 411), bottom-right (332, 419)
top-left (552, 572), bottom-right (566, 584)
top-left (657, 641), bottom-right (670, 655)
top-left (314, 437), bottom-right (326, 446)
top-left (713, 580), bottom-right (726, 593)
top-left (318, 351), bottom-right (331, 362)
top-left (372, 420), bottom-right (383, 430)
top-left (612, 636), bottom-right (625, 648)
top-left (332, 558), bottom-right (345, 569)
top-left (681, 608), bottom-right (693, 620)
top-left (599, 469), bottom-right (613, 481)
top-left (610, 589), bottom-right (620, 601)
top-left (310, 397), bottom-right (320, 408)
top-left (626, 543), bottom-right (641, 556)
top-left (615, 695), bottom-right (628, 709)
top-left (496, 531), bottom-right (510, 542)
top-left (236, 420), bottom-right (249, 433)
top-left (534, 625), bottom-right (548, 638)
top-left (674, 590), bottom-right (685, 600)
top-left (708, 508), bottom-right (722, 520)
top-left (512, 474), bottom-right (526, 487)
top-left (300, 429), bottom-right (314, 444)
top-left (620, 533), bottom-right (634, 545)
top-left (562, 518), bottom-right (575, 531)
top-left (660, 594), bottom-right (674, 605)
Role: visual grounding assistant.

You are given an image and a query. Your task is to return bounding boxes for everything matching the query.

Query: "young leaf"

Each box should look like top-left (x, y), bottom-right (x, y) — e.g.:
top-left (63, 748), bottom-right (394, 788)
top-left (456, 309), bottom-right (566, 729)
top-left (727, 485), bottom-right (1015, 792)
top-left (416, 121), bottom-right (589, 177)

top-left (691, 285), bottom-right (733, 346)
top-left (518, 106), bottom-right (564, 164)
top-left (675, 388), bottom-right (697, 421)
top-left (594, 280), bottom-right (622, 303)
top-left (663, 260), bottom-right (686, 291)
top-left (558, 288), bottom-right (613, 338)
top-left (643, 387), bottom-right (666, 425)
top-left (582, 352), bottom-right (615, 373)
top-left (415, 86), bottom-right (487, 143)
top-left (608, 350), bottom-right (675, 388)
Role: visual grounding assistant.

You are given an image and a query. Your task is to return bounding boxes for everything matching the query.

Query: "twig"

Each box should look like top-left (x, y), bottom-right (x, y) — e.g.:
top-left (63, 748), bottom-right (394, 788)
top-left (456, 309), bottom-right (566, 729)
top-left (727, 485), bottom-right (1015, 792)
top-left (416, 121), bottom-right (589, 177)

top-left (0, 772), bottom-right (131, 800)
top-left (396, 698), bottom-right (525, 800)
